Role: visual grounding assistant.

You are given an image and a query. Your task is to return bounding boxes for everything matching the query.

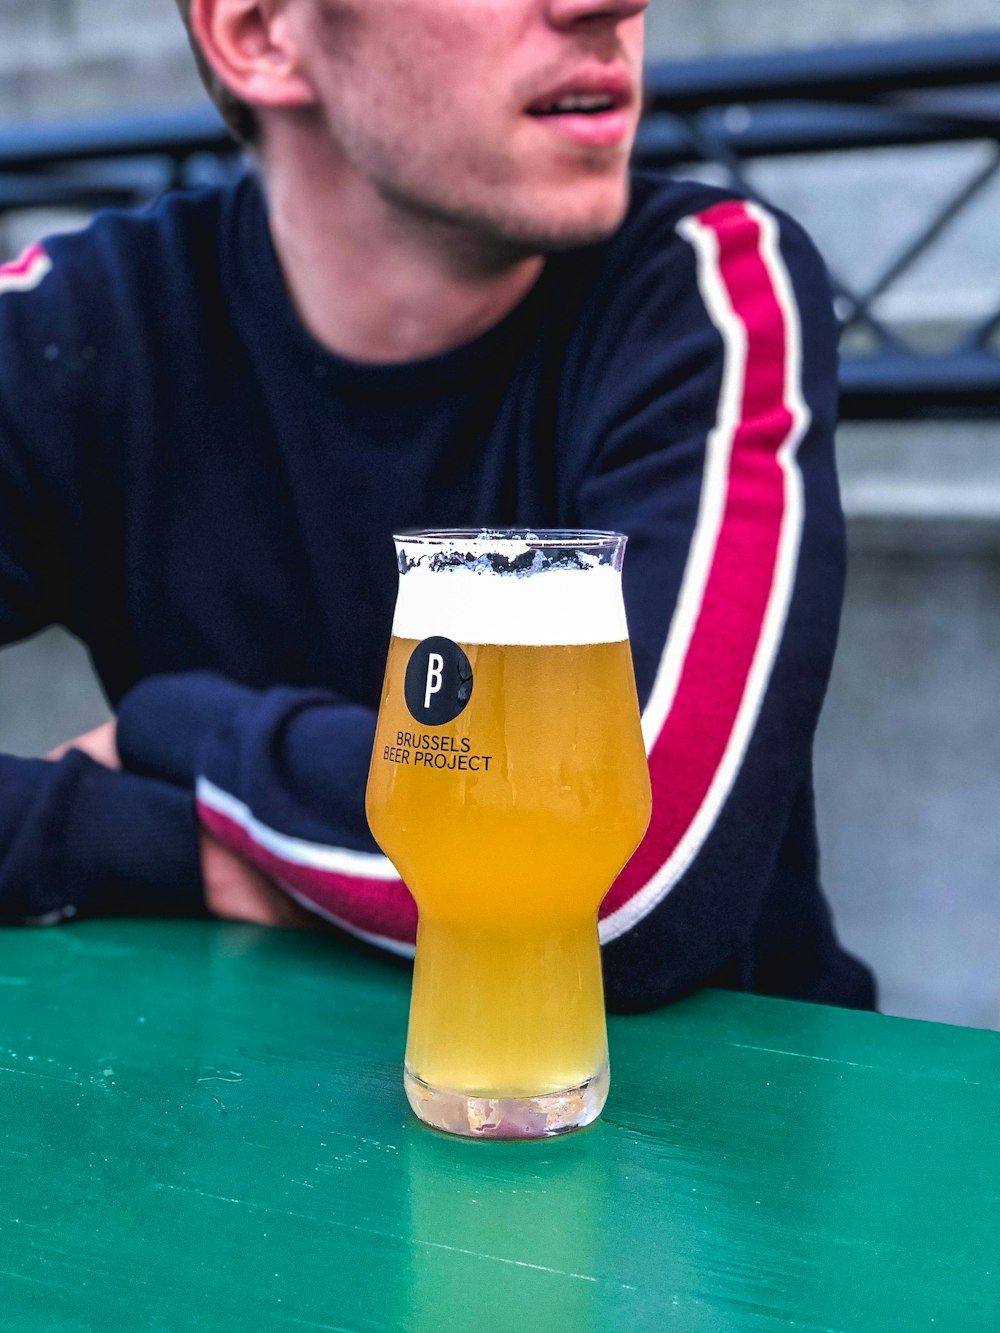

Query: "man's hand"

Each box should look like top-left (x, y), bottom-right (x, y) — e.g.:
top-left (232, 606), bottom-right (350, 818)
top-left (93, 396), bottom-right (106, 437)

top-left (200, 829), bottom-right (324, 930)
top-left (46, 719), bottom-right (120, 768)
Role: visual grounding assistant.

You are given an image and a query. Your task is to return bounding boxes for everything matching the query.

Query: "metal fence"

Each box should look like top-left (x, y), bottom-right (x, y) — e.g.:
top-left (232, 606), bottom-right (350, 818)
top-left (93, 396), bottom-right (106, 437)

top-left (640, 32), bottom-right (1000, 419)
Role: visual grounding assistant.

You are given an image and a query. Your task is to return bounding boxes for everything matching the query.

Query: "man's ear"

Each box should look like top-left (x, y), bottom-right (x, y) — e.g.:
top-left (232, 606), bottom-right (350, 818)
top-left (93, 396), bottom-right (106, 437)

top-left (190, 0), bottom-right (316, 114)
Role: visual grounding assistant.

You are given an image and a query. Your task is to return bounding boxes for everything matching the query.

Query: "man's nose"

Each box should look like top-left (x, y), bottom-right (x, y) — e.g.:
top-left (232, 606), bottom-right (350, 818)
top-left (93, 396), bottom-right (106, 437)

top-left (544, 0), bottom-right (649, 26)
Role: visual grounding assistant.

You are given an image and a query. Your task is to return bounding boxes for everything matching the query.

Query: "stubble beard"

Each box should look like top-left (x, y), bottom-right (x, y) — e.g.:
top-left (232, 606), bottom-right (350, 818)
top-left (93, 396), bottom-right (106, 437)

top-left (372, 161), bottom-right (633, 268)
top-left (314, 88), bottom-right (633, 267)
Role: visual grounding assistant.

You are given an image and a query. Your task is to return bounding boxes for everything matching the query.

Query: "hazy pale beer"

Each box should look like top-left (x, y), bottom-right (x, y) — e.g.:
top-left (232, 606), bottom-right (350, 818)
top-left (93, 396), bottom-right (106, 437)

top-left (366, 531), bottom-right (651, 1138)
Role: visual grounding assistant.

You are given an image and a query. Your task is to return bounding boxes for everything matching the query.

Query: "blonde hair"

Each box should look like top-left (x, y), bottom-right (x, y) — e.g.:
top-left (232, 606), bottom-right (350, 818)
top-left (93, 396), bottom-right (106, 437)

top-left (175, 0), bottom-right (260, 145)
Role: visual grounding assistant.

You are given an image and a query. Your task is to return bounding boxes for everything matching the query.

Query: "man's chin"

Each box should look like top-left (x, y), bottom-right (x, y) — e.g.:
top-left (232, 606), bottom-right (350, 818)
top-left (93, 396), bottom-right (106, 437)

top-left (380, 172), bottom-right (632, 260)
top-left (486, 181), bottom-right (633, 255)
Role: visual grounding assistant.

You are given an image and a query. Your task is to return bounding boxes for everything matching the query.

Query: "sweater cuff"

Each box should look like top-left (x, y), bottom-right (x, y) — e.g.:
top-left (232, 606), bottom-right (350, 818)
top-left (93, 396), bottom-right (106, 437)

top-left (117, 672), bottom-right (259, 787)
top-left (67, 760), bottom-right (204, 914)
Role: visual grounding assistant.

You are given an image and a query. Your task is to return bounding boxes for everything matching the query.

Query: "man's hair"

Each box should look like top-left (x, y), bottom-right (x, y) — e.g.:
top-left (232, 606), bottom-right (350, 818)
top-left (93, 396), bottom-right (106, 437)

top-left (175, 0), bottom-right (260, 145)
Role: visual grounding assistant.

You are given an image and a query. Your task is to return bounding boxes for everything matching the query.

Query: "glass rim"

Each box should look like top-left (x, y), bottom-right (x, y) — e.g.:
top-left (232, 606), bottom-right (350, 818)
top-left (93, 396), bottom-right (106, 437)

top-left (393, 528), bottom-right (625, 550)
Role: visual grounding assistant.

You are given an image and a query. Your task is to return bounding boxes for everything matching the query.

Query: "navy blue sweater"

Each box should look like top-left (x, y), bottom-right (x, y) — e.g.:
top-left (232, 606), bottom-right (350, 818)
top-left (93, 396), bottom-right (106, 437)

top-left (0, 171), bottom-right (874, 1011)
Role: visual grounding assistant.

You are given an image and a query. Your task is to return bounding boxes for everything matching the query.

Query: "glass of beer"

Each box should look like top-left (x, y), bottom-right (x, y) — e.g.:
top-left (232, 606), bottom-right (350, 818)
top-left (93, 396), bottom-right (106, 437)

top-left (365, 530), bottom-right (651, 1139)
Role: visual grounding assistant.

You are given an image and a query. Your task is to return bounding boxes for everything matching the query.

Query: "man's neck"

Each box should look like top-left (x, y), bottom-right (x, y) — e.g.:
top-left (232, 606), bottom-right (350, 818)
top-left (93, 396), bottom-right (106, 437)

top-left (262, 134), bottom-right (545, 365)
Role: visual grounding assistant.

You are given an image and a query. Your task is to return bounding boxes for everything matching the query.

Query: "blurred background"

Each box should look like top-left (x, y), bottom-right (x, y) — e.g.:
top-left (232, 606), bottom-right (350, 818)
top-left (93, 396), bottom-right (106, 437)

top-left (0, 0), bottom-right (997, 1028)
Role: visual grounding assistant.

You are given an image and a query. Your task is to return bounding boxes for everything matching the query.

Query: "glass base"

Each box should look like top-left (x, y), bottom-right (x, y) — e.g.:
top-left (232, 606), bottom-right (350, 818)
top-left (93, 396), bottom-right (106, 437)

top-left (404, 1061), bottom-right (609, 1140)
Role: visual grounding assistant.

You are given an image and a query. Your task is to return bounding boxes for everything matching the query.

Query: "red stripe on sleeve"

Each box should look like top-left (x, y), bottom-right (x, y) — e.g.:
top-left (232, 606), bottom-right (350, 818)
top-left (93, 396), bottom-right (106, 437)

top-left (0, 244), bottom-right (45, 277)
top-left (198, 799), bottom-right (418, 948)
top-left (0, 244), bottom-right (51, 286)
top-left (600, 200), bottom-right (799, 927)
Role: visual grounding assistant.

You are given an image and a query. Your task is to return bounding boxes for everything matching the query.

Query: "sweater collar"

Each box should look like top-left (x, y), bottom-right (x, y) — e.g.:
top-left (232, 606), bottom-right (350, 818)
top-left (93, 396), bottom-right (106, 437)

top-left (225, 171), bottom-right (557, 399)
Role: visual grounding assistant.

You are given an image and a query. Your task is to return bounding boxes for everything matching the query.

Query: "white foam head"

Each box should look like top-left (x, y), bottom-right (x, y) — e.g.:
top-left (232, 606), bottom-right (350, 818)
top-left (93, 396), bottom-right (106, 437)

top-left (391, 532), bottom-right (629, 646)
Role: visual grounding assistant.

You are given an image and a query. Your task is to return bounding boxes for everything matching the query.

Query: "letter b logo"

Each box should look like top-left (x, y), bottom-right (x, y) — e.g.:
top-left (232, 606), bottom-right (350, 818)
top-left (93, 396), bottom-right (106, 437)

top-left (423, 653), bottom-right (444, 710)
top-left (404, 637), bottom-right (473, 726)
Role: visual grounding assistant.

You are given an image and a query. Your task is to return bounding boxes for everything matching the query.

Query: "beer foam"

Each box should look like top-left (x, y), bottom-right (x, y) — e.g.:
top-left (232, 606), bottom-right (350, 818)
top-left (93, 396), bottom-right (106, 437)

top-left (392, 564), bottom-right (628, 645)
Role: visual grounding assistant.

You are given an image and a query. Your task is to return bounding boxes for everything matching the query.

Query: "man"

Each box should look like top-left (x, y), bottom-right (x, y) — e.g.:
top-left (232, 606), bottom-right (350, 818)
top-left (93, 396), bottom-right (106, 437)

top-left (0, 0), bottom-right (874, 1009)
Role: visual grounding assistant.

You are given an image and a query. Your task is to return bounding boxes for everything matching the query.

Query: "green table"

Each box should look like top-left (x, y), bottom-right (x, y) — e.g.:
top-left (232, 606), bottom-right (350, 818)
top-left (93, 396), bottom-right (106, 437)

top-left (1, 921), bottom-right (998, 1331)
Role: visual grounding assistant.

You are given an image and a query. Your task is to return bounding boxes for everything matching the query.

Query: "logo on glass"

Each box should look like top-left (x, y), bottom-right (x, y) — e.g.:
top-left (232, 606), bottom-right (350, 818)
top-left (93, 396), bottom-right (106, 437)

top-left (404, 637), bottom-right (474, 726)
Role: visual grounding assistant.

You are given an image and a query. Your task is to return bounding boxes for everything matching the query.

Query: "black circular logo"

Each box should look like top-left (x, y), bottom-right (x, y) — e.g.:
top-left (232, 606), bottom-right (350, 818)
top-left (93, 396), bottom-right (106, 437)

top-left (404, 637), bottom-right (473, 726)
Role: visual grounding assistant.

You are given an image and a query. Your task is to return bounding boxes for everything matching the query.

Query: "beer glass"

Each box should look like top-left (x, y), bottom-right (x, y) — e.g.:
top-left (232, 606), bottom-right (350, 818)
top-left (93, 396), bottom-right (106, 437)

top-left (365, 530), bottom-right (651, 1138)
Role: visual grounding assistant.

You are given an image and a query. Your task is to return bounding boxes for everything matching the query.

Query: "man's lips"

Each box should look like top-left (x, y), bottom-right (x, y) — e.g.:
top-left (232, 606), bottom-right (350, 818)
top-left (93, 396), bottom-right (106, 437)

top-left (525, 66), bottom-right (634, 115)
top-left (524, 67), bottom-right (635, 149)
top-left (528, 108), bottom-right (632, 149)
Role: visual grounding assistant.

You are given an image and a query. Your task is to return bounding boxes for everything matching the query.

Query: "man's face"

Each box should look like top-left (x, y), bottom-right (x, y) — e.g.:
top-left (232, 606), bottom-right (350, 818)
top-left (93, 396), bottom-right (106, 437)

top-left (286, 0), bottom-right (647, 253)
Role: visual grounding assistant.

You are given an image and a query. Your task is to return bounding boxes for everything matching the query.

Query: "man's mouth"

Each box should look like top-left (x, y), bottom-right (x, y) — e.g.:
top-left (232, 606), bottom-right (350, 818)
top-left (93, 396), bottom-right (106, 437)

top-left (529, 93), bottom-right (621, 117)
top-left (524, 72), bottom-right (634, 149)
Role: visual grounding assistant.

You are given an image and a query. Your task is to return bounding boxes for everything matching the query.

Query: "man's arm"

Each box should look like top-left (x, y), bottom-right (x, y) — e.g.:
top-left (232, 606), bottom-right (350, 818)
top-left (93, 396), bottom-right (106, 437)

top-left (48, 720), bottom-right (305, 927)
top-left (0, 247), bottom-right (203, 924)
top-left (573, 198), bottom-right (849, 1006)
top-left (116, 677), bottom-right (417, 951)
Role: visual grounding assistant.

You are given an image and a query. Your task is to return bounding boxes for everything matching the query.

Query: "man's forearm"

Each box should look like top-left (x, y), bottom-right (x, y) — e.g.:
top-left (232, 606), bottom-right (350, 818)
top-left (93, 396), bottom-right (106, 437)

top-left (0, 748), bottom-right (202, 923)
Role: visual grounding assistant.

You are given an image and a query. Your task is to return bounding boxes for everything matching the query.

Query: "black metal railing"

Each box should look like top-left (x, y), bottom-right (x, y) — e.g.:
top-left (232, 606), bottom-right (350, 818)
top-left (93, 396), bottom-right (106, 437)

top-left (2, 31), bottom-right (999, 418)
top-left (639, 31), bottom-right (1000, 418)
top-left (0, 105), bottom-right (237, 215)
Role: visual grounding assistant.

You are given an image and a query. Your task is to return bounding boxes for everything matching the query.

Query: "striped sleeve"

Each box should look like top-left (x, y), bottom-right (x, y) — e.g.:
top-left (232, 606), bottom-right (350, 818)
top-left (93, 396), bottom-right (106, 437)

top-left (118, 675), bottom-right (421, 957)
top-left (197, 772), bottom-right (417, 958)
top-left (578, 199), bottom-right (844, 1005)
top-left (0, 244), bottom-right (53, 297)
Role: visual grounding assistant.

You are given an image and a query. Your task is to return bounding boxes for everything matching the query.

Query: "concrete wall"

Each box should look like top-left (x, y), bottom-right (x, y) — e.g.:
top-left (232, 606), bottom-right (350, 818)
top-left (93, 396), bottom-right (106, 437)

top-left (819, 425), bottom-right (1000, 1030)
top-left (1, 1), bottom-right (998, 123)
top-left (0, 3), bottom-right (997, 1029)
top-left (646, 0), bottom-right (1000, 58)
top-left (0, 0), bottom-right (200, 122)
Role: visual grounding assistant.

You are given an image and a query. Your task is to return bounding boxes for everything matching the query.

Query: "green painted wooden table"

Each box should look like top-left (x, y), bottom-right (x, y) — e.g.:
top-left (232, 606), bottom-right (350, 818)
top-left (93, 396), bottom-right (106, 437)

top-left (1, 921), bottom-right (998, 1331)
